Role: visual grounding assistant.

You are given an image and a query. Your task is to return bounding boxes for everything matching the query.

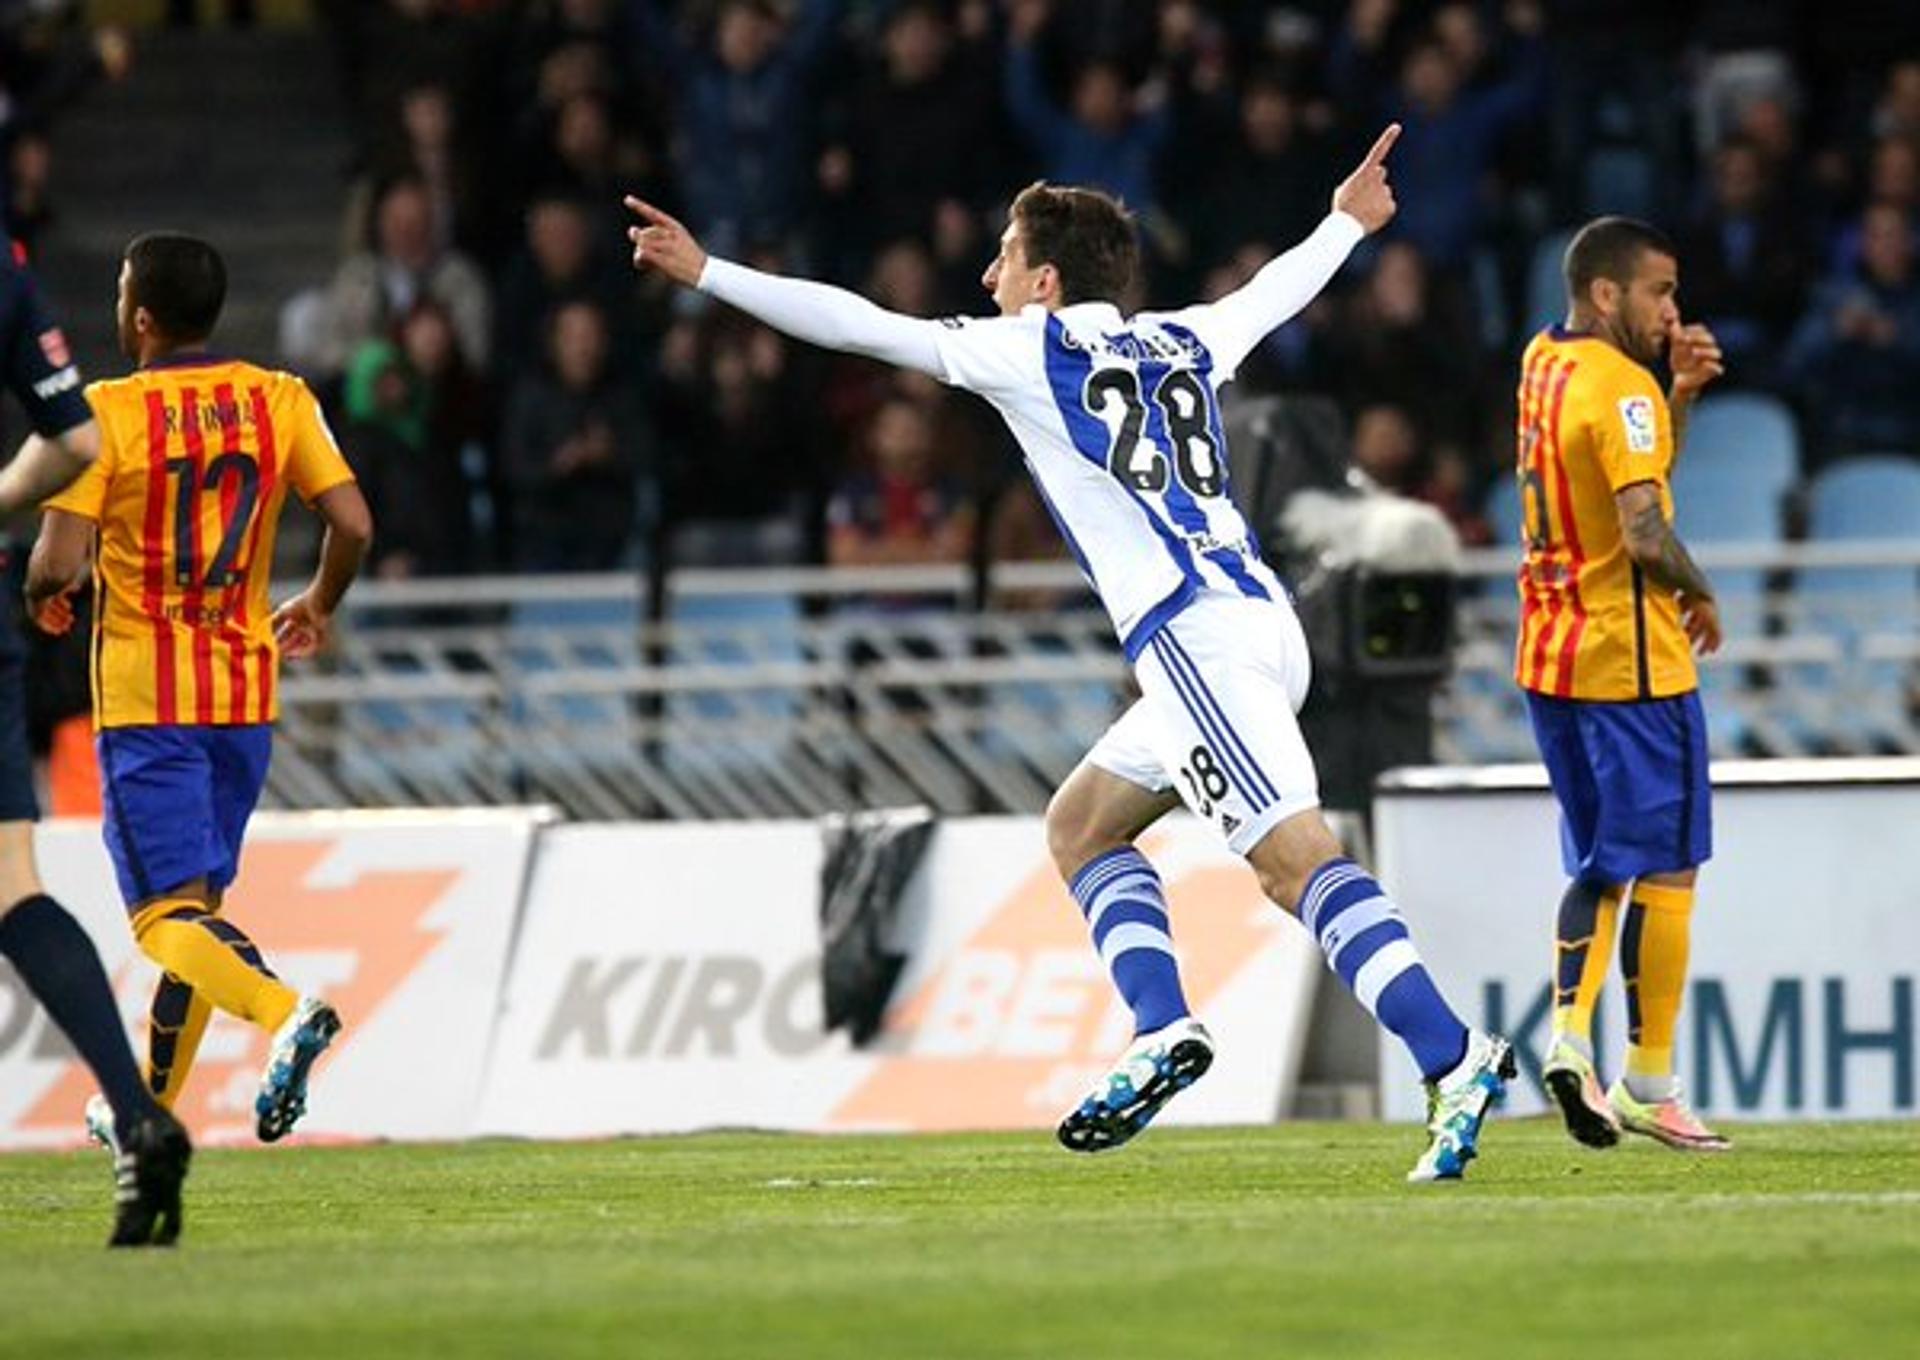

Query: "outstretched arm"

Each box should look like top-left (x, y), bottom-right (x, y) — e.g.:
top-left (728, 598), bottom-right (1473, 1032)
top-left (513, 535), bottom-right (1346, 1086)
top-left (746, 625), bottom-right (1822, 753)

top-left (626, 196), bottom-right (946, 376)
top-left (1170, 124), bottom-right (1402, 380)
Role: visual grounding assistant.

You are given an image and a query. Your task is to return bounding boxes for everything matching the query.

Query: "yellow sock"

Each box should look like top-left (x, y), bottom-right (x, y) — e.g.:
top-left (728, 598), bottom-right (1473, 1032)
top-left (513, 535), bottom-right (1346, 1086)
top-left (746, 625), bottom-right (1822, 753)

top-left (1622, 881), bottom-right (1694, 1080)
top-left (131, 899), bottom-right (299, 1033)
top-left (1551, 883), bottom-right (1620, 1047)
top-left (145, 972), bottom-right (214, 1109)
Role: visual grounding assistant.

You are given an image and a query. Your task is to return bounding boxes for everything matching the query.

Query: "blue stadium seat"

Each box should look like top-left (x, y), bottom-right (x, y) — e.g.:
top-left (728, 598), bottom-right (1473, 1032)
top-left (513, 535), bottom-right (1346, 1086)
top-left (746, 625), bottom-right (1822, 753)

top-left (1802, 457), bottom-right (1920, 623)
top-left (1798, 457), bottom-right (1920, 748)
top-left (1671, 394), bottom-right (1800, 532)
top-left (666, 591), bottom-right (805, 720)
top-left (1807, 456), bottom-right (1920, 542)
top-left (1671, 393), bottom-right (1798, 660)
top-left (508, 594), bottom-right (645, 727)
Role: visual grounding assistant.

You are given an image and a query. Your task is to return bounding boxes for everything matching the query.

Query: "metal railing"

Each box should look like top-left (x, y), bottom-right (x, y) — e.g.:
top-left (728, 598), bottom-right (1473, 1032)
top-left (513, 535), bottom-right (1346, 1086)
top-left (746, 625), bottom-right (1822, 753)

top-left (269, 544), bottom-right (1920, 818)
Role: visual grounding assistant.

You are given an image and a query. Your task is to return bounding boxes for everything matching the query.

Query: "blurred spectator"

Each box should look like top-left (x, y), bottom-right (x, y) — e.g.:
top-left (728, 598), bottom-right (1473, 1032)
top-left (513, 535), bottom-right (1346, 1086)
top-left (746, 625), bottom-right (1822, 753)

top-left (1786, 202), bottom-right (1920, 462)
top-left (1335, 1), bottom-right (1547, 264)
top-left (652, 306), bottom-right (820, 567)
top-left (1349, 402), bottom-right (1422, 496)
top-left (502, 300), bottom-right (651, 571)
top-left (0, 18), bottom-right (132, 234)
top-left (324, 0), bottom-right (493, 178)
top-left (1873, 58), bottom-right (1920, 143)
top-left (1181, 71), bottom-right (1337, 283)
top-left (338, 303), bottom-right (483, 578)
top-left (1829, 135), bottom-right (1920, 274)
top-left (983, 480), bottom-right (1073, 611)
top-left (826, 396), bottom-right (975, 571)
top-left (1313, 240), bottom-right (1486, 454)
top-left (1003, 1), bottom-right (1169, 218)
top-left (817, 1), bottom-right (1001, 274)
top-left (1419, 446), bottom-right (1494, 547)
top-left (308, 175), bottom-right (492, 378)
top-left (340, 337), bottom-right (434, 579)
top-left (496, 193), bottom-right (637, 382)
top-left (398, 301), bottom-right (489, 570)
top-left (531, 93), bottom-right (649, 215)
top-left (380, 83), bottom-right (486, 257)
top-left (5, 130), bottom-right (53, 255)
top-left (630, 0), bottom-right (846, 258)
top-left (512, 0), bottom-right (631, 110)
top-left (1676, 136), bottom-right (1811, 389)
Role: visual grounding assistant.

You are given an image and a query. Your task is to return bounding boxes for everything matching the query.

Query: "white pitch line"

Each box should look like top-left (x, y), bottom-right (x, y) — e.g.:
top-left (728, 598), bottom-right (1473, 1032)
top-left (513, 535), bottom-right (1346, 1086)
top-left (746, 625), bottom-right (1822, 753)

top-left (1407, 1190), bottom-right (1920, 1211)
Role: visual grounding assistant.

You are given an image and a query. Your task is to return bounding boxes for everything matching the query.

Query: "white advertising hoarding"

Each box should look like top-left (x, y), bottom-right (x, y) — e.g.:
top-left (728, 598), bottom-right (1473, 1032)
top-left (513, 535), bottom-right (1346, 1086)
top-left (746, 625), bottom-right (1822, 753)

top-left (477, 815), bottom-right (1319, 1137)
top-left (0, 810), bottom-right (542, 1149)
top-left (1375, 762), bottom-right (1920, 1121)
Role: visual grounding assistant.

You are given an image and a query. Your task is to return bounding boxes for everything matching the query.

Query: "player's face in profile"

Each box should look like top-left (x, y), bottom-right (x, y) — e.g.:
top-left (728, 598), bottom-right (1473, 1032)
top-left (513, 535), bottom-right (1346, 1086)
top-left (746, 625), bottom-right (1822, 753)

top-left (983, 221), bottom-right (1040, 317)
top-left (1616, 250), bottom-right (1680, 366)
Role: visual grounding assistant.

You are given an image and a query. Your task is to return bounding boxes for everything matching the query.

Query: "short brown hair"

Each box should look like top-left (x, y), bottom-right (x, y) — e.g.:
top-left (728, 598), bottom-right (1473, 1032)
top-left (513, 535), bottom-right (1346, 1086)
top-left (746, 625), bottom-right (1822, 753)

top-left (1563, 216), bottom-right (1674, 305)
top-left (1010, 181), bottom-right (1138, 306)
top-left (125, 232), bottom-right (227, 342)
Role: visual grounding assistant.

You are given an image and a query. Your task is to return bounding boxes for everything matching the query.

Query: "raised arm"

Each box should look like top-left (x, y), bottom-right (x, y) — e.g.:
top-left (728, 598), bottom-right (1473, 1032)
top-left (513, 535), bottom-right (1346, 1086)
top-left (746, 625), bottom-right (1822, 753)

top-left (1003, 26), bottom-right (1072, 163)
top-left (1665, 318), bottom-right (1725, 472)
top-left (626, 195), bottom-right (946, 376)
top-left (1168, 124), bottom-right (1401, 379)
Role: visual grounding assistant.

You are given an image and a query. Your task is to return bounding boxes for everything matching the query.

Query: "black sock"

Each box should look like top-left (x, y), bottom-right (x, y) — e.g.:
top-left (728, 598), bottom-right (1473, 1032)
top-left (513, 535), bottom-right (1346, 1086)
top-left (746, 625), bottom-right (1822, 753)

top-left (0, 894), bottom-right (158, 1137)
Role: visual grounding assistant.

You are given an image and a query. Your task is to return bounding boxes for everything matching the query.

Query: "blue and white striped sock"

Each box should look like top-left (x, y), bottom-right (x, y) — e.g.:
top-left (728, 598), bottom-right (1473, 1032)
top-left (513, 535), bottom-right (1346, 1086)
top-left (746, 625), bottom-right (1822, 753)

top-left (1301, 858), bottom-right (1469, 1083)
top-left (1070, 848), bottom-right (1191, 1037)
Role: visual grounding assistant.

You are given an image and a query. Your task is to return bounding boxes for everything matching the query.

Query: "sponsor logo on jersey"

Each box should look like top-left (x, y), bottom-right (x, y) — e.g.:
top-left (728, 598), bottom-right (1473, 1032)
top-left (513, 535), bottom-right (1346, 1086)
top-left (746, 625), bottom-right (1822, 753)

top-left (31, 367), bottom-right (78, 401)
top-left (1619, 394), bottom-right (1658, 454)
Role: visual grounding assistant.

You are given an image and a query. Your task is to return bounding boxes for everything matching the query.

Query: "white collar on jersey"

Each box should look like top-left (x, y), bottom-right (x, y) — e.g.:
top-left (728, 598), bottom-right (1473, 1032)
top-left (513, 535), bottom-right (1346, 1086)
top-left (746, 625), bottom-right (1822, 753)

top-left (1046, 301), bottom-right (1125, 324)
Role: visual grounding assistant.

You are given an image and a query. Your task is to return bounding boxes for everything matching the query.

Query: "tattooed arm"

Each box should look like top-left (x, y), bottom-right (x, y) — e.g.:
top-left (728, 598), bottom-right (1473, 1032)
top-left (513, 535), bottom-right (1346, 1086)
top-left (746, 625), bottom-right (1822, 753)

top-left (1616, 481), bottom-right (1722, 654)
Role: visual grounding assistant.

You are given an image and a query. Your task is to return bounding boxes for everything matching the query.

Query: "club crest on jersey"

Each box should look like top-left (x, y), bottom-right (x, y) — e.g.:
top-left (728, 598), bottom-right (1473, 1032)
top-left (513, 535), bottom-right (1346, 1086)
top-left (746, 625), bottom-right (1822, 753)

top-left (37, 328), bottom-right (70, 368)
top-left (1618, 395), bottom-right (1657, 454)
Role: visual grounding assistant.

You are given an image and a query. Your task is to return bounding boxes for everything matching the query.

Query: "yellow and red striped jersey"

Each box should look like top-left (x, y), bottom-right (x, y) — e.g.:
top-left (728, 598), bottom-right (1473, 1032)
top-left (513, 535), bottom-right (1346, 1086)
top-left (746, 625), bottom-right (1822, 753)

top-left (46, 357), bottom-right (355, 728)
top-left (1511, 327), bottom-right (1696, 701)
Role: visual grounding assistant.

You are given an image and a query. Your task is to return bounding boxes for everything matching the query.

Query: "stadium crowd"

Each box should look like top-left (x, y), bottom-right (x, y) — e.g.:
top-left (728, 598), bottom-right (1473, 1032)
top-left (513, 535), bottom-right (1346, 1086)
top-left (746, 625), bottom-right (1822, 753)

top-left (22, 0), bottom-right (1920, 579)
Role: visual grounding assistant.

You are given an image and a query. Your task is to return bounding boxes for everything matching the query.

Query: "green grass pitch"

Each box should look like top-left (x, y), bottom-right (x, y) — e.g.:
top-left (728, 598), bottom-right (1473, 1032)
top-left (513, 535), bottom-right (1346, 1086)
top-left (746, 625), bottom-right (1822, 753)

top-left (1, 1121), bottom-right (1916, 1359)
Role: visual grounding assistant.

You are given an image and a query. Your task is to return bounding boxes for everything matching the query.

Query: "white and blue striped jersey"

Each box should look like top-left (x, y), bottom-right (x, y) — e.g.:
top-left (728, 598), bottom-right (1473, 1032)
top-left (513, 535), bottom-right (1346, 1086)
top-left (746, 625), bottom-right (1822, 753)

top-left (933, 300), bottom-right (1291, 657)
top-left (696, 210), bottom-right (1366, 657)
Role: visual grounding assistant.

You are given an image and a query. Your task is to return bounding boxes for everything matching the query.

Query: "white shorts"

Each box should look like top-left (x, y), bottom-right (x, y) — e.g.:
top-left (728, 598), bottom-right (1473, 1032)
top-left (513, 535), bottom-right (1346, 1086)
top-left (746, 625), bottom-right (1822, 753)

top-left (1088, 593), bottom-right (1321, 855)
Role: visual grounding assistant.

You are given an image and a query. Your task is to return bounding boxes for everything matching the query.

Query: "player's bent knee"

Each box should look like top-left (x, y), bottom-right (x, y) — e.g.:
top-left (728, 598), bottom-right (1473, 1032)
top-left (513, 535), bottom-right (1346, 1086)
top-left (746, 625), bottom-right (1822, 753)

top-left (1246, 809), bottom-right (1346, 915)
top-left (1044, 785), bottom-right (1115, 878)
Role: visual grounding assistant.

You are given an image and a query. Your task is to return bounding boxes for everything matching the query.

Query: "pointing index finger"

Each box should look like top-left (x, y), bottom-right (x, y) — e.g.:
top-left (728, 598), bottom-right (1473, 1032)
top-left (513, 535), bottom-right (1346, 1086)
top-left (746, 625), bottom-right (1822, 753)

top-left (1363, 122), bottom-right (1402, 169)
top-left (623, 195), bottom-right (677, 229)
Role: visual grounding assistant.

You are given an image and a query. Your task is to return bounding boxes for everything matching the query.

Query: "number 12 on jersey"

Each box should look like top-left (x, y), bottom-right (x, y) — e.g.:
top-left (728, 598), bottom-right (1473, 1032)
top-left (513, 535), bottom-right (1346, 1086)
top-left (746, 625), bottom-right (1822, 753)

top-left (166, 453), bottom-right (261, 590)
